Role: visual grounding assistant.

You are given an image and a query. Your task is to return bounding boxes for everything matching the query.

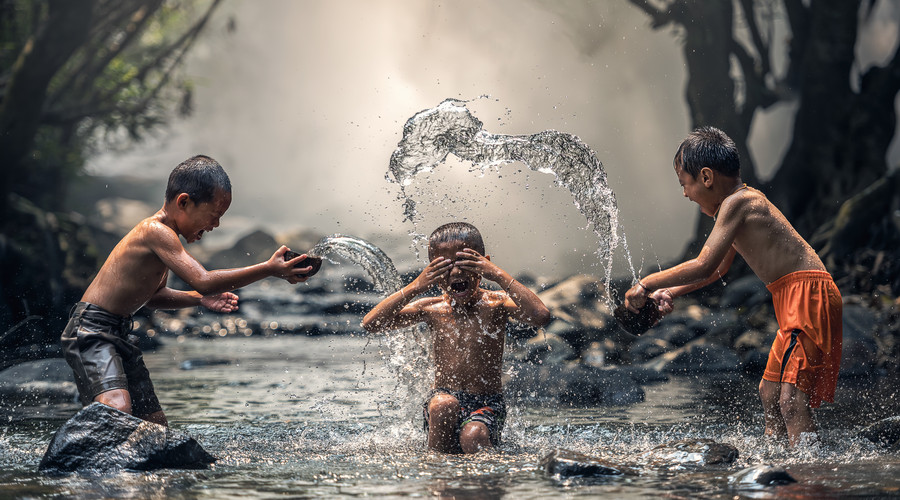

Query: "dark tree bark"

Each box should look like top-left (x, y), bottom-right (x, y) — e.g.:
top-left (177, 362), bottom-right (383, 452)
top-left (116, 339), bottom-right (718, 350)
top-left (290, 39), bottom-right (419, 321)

top-left (628, 0), bottom-right (900, 265)
top-left (0, 0), bottom-right (93, 219)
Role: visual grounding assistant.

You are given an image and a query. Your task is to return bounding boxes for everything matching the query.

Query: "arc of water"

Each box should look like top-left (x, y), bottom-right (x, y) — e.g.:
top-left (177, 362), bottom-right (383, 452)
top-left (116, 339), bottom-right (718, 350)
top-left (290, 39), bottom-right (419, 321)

top-left (310, 234), bottom-right (433, 410)
top-left (387, 99), bottom-right (634, 306)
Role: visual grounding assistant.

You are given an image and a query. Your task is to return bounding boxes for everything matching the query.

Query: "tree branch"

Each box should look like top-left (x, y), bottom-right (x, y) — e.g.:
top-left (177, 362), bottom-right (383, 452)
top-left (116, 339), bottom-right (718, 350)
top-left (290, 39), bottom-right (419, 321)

top-left (625, 0), bottom-right (677, 29)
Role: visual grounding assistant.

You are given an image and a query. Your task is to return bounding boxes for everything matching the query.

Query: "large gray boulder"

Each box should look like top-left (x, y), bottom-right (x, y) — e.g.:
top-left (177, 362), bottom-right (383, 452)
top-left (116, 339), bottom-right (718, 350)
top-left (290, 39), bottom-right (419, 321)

top-left (39, 403), bottom-right (216, 474)
top-left (0, 358), bottom-right (78, 406)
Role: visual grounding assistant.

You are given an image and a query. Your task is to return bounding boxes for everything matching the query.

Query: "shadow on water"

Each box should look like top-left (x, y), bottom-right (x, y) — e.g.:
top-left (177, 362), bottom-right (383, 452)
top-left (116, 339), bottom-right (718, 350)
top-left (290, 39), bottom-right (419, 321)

top-left (2, 335), bottom-right (899, 499)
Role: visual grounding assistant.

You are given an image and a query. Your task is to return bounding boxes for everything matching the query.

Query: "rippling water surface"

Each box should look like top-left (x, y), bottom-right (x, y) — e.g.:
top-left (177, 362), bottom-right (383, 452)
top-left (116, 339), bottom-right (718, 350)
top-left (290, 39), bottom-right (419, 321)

top-left (2, 335), bottom-right (899, 499)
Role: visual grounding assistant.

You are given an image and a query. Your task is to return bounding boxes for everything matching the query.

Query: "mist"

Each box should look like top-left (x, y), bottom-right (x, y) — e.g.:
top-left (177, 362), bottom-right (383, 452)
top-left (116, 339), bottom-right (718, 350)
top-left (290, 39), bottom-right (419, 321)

top-left (84, 0), bottom-right (900, 279)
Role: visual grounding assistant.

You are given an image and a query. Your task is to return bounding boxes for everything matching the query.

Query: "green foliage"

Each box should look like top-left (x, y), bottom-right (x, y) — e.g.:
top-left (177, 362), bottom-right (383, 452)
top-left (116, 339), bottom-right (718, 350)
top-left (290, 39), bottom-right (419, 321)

top-left (1, 0), bottom-right (221, 212)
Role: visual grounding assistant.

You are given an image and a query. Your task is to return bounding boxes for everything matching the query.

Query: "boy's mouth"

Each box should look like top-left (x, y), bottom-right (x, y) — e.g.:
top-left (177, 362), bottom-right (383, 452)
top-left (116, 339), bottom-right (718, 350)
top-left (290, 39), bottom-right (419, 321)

top-left (449, 280), bottom-right (469, 295)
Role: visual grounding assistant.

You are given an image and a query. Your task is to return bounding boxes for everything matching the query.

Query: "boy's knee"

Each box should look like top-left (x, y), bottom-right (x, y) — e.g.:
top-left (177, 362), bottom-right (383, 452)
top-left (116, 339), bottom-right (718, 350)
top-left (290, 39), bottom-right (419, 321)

top-left (94, 389), bottom-right (132, 414)
top-left (428, 393), bottom-right (460, 418)
top-left (459, 422), bottom-right (491, 453)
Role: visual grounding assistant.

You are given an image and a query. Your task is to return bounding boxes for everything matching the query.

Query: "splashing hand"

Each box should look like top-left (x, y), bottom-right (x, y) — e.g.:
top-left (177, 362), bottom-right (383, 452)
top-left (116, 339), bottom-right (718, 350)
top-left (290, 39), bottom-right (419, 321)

top-left (452, 249), bottom-right (500, 282)
top-left (201, 292), bottom-right (239, 313)
top-left (650, 289), bottom-right (674, 316)
top-left (409, 256), bottom-right (453, 295)
top-left (270, 246), bottom-right (312, 283)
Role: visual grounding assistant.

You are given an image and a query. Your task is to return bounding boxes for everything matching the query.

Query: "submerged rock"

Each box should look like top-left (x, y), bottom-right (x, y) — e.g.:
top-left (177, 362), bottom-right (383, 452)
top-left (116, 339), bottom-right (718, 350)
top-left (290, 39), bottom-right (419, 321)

top-left (540, 448), bottom-right (636, 479)
top-left (642, 438), bottom-right (738, 466)
top-left (730, 464), bottom-right (797, 486)
top-left (39, 403), bottom-right (216, 474)
top-left (858, 415), bottom-right (900, 450)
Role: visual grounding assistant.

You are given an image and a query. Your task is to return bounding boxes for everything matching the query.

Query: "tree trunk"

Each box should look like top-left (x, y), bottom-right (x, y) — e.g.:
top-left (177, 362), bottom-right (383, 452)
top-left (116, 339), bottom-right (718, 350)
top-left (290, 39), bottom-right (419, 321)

top-left (766, 0), bottom-right (865, 235)
top-left (0, 0), bottom-right (93, 220)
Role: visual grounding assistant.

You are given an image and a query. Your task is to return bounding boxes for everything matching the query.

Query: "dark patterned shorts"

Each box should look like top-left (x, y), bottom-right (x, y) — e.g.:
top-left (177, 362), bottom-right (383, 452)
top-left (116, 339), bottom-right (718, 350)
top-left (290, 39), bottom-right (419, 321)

top-left (61, 302), bottom-right (162, 416)
top-left (422, 388), bottom-right (507, 448)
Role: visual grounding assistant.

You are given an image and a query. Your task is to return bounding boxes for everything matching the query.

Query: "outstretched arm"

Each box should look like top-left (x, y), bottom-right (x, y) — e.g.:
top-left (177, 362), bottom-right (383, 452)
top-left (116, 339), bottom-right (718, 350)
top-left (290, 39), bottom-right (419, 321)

top-left (625, 196), bottom-right (744, 312)
top-left (148, 222), bottom-right (312, 295)
top-left (362, 256), bottom-right (453, 333)
top-left (454, 249), bottom-right (551, 327)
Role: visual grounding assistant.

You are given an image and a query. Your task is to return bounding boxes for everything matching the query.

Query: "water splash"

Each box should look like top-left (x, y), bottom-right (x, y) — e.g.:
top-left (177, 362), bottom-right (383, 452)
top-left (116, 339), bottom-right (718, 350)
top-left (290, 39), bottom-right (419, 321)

top-left (388, 98), bottom-right (634, 303)
top-left (309, 234), bottom-right (433, 409)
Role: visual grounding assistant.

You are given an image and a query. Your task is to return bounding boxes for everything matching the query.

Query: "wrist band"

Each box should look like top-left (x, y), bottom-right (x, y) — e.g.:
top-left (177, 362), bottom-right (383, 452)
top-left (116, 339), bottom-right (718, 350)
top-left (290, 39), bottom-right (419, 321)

top-left (399, 288), bottom-right (406, 300)
top-left (637, 281), bottom-right (651, 293)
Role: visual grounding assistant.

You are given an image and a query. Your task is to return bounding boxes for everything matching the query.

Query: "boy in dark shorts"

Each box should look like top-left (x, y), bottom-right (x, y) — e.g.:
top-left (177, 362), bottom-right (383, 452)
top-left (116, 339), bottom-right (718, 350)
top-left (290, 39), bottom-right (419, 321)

top-left (62, 155), bottom-right (315, 426)
top-left (624, 127), bottom-right (842, 447)
top-left (362, 222), bottom-right (551, 453)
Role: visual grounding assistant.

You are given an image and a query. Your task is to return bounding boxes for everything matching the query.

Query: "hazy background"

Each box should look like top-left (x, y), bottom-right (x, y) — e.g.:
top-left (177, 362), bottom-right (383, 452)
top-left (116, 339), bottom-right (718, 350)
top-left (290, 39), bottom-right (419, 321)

top-left (85, 0), bottom-right (900, 279)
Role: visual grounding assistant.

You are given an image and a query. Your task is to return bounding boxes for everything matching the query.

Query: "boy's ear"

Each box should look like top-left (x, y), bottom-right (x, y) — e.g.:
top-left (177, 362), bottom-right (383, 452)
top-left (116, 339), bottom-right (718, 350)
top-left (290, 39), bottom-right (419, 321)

top-left (175, 193), bottom-right (191, 209)
top-left (699, 167), bottom-right (715, 188)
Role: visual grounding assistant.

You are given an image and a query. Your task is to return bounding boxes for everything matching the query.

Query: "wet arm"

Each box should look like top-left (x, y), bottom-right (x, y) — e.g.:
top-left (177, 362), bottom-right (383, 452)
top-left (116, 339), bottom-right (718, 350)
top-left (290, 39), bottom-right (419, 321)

top-left (664, 246), bottom-right (736, 297)
top-left (502, 277), bottom-right (551, 327)
top-left (149, 226), bottom-right (290, 295)
top-left (145, 286), bottom-right (202, 309)
top-left (361, 286), bottom-right (425, 333)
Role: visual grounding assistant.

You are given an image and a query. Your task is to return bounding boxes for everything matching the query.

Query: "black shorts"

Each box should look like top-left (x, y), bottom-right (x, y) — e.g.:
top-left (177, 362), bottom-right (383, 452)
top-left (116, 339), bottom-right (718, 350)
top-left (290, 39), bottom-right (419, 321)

top-left (422, 388), bottom-right (507, 448)
top-left (60, 302), bottom-right (162, 416)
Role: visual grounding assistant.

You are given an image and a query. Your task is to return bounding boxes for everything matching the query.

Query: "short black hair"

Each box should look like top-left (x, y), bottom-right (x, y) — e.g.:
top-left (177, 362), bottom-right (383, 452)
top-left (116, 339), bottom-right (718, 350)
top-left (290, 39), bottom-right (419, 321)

top-left (165, 155), bottom-right (231, 203)
top-left (674, 126), bottom-right (740, 178)
top-left (428, 222), bottom-right (485, 259)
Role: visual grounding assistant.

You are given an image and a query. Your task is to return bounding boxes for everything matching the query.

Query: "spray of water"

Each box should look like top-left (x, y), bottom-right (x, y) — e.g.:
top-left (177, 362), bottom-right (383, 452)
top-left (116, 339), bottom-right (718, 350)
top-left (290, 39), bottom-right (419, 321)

top-left (388, 98), bottom-right (635, 305)
top-left (310, 235), bottom-right (433, 409)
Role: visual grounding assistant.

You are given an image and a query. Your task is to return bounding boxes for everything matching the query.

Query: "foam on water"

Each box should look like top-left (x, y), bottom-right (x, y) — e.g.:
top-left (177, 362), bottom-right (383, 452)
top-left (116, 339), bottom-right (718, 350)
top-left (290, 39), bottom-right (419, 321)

top-left (388, 98), bottom-right (635, 303)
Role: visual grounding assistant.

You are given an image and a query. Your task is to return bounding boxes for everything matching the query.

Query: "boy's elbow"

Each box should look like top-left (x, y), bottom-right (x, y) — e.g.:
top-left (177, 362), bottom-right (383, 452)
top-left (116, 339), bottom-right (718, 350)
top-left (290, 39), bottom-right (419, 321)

top-left (533, 306), bottom-right (552, 327)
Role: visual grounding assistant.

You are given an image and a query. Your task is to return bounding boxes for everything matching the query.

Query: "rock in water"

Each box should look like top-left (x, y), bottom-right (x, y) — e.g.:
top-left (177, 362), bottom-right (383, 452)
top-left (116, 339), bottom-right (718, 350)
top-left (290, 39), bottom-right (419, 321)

top-left (858, 415), bottom-right (900, 450)
top-left (39, 403), bottom-right (216, 474)
top-left (540, 448), bottom-right (636, 479)
top-left (730, 465), bottom-right (797, 486)
top-left (643, 438), bottom-right (738, 466)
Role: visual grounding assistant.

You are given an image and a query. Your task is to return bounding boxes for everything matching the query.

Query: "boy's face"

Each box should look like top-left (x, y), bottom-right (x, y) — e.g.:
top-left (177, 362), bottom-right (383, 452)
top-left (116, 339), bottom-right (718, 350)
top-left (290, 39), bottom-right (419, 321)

top-left (429, 240), bottom-right (483, 303)
top-left (674, 163), bottom-right (715, 216)
top-left (178, 189), bottom-right (231, 243)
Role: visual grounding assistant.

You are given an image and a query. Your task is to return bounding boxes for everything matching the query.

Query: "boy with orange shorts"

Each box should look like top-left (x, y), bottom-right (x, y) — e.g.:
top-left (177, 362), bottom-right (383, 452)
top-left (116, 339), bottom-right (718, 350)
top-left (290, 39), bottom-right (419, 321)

top-left (624, 127), bottom-right (842, 447)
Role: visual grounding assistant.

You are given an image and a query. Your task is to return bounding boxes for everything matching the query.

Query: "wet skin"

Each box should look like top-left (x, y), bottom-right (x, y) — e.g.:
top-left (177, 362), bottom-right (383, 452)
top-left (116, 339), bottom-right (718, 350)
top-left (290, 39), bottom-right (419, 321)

top-left (362, 239), bottom-right (550, 452)
top-left (624, 160), bottom-right (830, 447)
top-left (80, 188), bottom-right (313, 425)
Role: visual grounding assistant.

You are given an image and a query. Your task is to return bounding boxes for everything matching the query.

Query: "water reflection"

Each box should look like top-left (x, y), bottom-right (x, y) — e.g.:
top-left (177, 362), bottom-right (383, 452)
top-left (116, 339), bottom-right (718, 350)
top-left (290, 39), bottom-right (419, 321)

top-left (2, 335), bottom-right (899, 498)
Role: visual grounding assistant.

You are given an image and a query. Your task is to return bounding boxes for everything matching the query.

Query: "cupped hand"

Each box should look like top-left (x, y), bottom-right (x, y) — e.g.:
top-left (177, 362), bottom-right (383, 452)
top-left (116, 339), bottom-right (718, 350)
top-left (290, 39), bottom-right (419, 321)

top-left (409, 256), bottom-right (453, 294)
top-left (650, 289), bottom-right (674, 316)
top-left (452, 248), bottom-right (499, 281)
top-left (624, 283), bottom-right (648, 313)
top-left (201, 292), bottom-right (239, 313)
top-left (271, 246), bottom-right (312, 284)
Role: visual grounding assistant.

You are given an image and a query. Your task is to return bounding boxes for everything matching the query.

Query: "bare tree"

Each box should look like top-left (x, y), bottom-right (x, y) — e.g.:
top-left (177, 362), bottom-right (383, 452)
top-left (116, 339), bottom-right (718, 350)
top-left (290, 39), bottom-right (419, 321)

top-left (627, 0), bottom-right (900, 267)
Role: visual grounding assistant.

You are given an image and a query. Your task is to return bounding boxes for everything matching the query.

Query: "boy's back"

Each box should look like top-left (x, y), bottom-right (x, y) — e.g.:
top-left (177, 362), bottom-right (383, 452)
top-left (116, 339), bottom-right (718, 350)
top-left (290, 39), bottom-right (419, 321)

top-left (82, 216), bottom-right (193, 317)
top-left (711, 186), bottom-right (826, 284)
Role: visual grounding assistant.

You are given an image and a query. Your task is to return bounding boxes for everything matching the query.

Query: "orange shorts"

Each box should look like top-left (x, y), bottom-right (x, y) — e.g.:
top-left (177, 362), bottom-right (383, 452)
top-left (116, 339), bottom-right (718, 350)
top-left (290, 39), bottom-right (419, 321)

top-left (762, 271), bottom-right (842, 408)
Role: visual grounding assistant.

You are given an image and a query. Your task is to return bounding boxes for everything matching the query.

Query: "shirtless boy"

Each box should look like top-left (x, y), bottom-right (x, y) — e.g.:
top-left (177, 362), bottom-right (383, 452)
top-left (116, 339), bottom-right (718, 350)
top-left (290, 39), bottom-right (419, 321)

top-left (624, 127), bottom-right (842, 447)
top-left (362, 222), bottom-right (550, 453)
top-left (62, 155), bottom-right (314, 427)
